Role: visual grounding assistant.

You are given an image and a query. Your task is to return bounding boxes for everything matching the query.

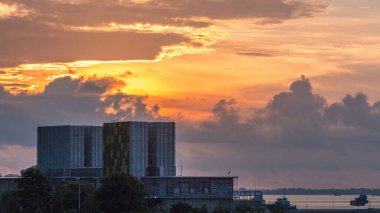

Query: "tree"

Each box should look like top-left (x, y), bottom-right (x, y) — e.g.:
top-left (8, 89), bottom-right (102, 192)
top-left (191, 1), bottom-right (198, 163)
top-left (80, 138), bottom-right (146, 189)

top-left (16, 166), bottom-right (52, 213)
top-left (52, 181), bottom-right (96, 213)
top-left (266, 204), bottom-right (284, 213)
top-left (213, 205), bottom-right (230, 213)
top-left (81, 193), bottom-right (101, 213)
top-left (195, 204), bottom-right (208, 213)
top-left (95, 173), bottom-right (146, 213)
top-left (234, 205), bottom-right (267, 213)
top-left (0, 190), bottom-right (21, 212)
top-left (146, 198), bottom-right (165, 213)
top-left (170, 202), bottom-right (196, 213)
top-left (148, 205), bottom-right (168, 213)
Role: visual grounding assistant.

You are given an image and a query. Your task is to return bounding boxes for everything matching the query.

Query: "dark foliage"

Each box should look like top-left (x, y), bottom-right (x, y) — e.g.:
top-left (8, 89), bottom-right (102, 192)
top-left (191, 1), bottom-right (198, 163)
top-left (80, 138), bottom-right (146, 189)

top-left (95, 173), bottom-right (147, 213)
top-left (234, 205), bottom-right (267, 213)
top-left (170, 202), bottom-right (197, 213)
top-left (52, 180), bottom-right (96, 213)
top-left (266, 203), bottom-right (296, 213)
top-left (213, 205), bottom-right (230, 213)
top-left (0, 190), bottom-right (21, 212)
top-left (16, 166), bottom-right (52, 213)
top-left (195, 204), bottom-right (208, 213)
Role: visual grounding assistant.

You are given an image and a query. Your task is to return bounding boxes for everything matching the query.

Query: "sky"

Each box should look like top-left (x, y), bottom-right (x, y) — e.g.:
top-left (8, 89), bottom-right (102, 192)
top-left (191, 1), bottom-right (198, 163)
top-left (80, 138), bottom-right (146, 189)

top-left (1, 0), bottom-right (380, 189)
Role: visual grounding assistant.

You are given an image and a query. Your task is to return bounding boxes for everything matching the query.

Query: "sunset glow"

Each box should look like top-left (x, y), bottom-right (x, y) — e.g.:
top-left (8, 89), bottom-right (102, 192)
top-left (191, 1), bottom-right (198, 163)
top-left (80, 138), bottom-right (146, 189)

top-left (1, 0), bottom-right (380, 188)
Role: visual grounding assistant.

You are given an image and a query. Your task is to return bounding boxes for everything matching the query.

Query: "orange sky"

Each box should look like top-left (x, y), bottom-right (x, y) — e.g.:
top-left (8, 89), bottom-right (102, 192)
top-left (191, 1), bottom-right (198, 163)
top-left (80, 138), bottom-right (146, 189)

top-left (1, 0), bottom-right (380, 122)
top-left (1, 0), bottom-right (380, 188)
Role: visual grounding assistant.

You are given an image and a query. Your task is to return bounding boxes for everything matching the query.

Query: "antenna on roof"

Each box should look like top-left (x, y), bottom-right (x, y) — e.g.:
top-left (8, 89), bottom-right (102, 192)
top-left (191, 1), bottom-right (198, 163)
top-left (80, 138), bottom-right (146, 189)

top-left (180, 155), bottom-right (183, 177)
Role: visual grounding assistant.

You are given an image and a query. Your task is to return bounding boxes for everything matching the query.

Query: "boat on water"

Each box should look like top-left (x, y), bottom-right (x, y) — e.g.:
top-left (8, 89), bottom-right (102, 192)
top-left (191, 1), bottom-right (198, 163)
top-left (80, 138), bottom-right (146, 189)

top-left (350, 194), bottom-right (369, 206)
top-left (275, 189), bottom-right (291, 207)
top-left (275, 196), bottom-right (291, 207)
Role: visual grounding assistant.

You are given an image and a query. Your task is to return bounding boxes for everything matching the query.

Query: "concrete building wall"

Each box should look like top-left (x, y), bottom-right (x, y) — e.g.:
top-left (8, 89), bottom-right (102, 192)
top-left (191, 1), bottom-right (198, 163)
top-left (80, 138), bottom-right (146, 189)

top-left (148, 122), bottom-right (175, 176)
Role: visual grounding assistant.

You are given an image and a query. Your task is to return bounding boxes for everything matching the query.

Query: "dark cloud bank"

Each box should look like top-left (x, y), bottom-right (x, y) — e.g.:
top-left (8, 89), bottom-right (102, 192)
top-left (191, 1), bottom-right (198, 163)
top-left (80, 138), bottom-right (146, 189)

top-left (2, 76), bottom-right (380, 187)
top-left (0, 77), bottom-right (160, 146)
top-left (177, 76), bottom-right (380, 187)
top-left (0, 0), bottom-right (326, 67)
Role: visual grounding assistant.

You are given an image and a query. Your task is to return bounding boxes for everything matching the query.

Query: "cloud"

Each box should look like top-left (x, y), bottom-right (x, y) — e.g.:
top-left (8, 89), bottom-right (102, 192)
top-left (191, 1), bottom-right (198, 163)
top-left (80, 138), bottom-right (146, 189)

top-left (268, 76), bottom-right (326, 121)
top-left (0, 0), bottom-right (326, 67)
top-left (237, 52), bottom-right (274, 57)
top-left (212, 99), bottom-right (239, 124)
top-left (177, 76), bottom-right (380, 188)
top-left (0, 83), bottom-right (30, 88)
top-left (0, 1), bottom-right (30, 19)
top-left (4, 75), bottom-right (379, 187)
top-left (0, 76), bottom-right (161, 147)
top-left (324, 92), bottom-right (380, 130)
top-left (4, 0), bottom-right (326, 26)
top-left (0, 76), bottom-right (163, 174)
top-left (102, 93), bottom-right (161, 120)
top-left (0, 18), bottom-right (188, 67)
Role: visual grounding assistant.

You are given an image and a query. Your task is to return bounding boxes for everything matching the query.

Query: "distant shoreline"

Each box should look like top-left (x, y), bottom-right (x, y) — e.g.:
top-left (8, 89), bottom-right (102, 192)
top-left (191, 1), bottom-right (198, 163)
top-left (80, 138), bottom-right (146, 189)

top-left (294, 210), bottom-right (379, 213)
top-left (252, 188), bottom-right (380, 195)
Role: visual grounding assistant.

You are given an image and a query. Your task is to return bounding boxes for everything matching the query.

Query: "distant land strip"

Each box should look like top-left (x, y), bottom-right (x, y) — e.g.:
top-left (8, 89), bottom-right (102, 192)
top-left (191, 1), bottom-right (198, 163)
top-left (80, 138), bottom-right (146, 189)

top-left (254, 188), bottom-right (380, 195)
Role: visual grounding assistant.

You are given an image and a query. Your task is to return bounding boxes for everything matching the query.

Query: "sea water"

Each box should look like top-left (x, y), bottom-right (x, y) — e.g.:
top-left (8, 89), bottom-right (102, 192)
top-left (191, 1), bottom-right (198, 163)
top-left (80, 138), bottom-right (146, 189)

top-left (264, 195), bottom-right (380, 210)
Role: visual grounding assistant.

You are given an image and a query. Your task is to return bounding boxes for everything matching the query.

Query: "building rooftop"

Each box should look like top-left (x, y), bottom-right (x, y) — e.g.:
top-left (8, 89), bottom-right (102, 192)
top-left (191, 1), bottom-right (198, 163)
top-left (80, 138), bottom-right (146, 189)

top-left (142, 176), bottom-right (239, 178)
top-left (38, 125), bottom-right (101, 128)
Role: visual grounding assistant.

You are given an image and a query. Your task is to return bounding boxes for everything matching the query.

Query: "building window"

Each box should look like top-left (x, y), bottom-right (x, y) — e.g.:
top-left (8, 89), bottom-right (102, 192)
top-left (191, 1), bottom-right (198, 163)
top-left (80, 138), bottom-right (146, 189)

top-left (190, 188), bottom-right (195, 194)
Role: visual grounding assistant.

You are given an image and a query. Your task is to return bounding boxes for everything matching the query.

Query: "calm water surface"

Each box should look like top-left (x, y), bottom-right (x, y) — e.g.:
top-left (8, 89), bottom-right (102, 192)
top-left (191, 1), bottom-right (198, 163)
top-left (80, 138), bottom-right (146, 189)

top-left (264, 195), bottom-right (380, 209)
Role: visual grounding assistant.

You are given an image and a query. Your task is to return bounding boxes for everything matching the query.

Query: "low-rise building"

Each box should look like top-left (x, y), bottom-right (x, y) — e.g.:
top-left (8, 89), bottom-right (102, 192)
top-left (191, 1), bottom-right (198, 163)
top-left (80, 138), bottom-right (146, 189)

top-left (142, 176), bottom-right (238, 212)
top-left (0, 177), bottom-right (17, 193)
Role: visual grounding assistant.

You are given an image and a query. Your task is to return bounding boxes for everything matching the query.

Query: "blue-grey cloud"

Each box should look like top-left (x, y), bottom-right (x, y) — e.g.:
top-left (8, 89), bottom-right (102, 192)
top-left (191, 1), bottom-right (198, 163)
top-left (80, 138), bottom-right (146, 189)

top-left (0, 77), bottom-right (160, 146)
top-left (3, 75), bottom-right (380, 187)
top-left (177, 76), bottom-right (380, 188)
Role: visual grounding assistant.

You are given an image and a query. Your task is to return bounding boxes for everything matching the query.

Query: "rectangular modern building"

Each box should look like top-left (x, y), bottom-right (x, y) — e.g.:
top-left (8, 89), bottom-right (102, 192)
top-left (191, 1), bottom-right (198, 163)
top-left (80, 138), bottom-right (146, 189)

top-left (84, 127), bottom-right (103, 168)
top-left (103, 122), bottom-right (149, 177)
top-left (37, 125), bottom-right (102, 177)
top-left (148, 122), bottom-right (176, 176)
top-left (103, 121), bottom-right (176, 177)
top-left (142, 176), bottom-right (237, 212)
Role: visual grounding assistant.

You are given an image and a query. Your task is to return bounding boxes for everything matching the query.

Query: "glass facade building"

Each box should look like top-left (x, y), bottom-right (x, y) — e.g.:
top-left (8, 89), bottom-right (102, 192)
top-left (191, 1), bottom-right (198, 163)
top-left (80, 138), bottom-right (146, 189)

top-left (37, 125), bottom-right (102, 177)
top-left (103, 122), bottom-right (149, 177)
top-left (103, 121), bottom-right (176, 177)
top-left (148, 122), bottom-right (176, 176)
top-left (142, 176), bottom-right (237, 212)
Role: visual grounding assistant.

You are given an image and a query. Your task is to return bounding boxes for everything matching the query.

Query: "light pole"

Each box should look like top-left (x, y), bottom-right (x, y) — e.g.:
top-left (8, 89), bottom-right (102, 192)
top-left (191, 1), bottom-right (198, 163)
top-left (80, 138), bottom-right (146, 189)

top-left (333, 197), bottom-right (335, 211)
top-left (76, 177), bottom-right (80, 213)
